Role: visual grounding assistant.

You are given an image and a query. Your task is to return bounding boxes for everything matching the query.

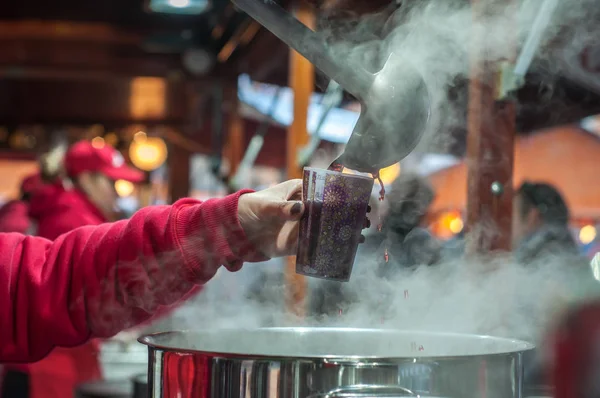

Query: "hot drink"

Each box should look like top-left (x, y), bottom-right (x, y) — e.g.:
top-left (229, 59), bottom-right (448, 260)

top-left (296, 167), bottom-right (374, 281)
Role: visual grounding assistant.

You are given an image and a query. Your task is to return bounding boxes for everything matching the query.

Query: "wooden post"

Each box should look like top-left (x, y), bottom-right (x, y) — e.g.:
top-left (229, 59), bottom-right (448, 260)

top-left (168, 144), bottom-right (191, 202)
top-left (465, 0), bottom-right (517, 255)
top-left (168, 81), bottom-right (200, 203)
top-left (285, 2), bottom-right (315, 317)
top-left (223, 80), bottom-right (244, 192)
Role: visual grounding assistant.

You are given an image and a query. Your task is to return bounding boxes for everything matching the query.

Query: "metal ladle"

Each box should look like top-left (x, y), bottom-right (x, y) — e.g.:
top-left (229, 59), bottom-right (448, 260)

top-left (230, 0), bottom-right (430, 173)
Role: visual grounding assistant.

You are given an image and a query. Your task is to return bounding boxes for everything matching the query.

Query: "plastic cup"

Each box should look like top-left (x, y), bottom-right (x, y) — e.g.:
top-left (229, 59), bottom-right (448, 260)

top-left (296, 167), bottom-right (374, 282)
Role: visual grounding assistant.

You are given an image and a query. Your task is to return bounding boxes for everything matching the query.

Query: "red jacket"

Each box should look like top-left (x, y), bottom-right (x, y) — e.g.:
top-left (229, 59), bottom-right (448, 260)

top-left (0, 200), bottom-right (31, 234)
top-left (29, 183), bottom-right (107, 240)
top-left (24, 183), bottom-right (113, 397)
top-left (1, 190), bottom-right (261, 395)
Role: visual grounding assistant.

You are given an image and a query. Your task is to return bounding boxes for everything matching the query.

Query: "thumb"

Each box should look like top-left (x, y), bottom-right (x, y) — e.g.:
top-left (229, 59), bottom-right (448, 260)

top-left (279, 200), bottom-right (305, 221)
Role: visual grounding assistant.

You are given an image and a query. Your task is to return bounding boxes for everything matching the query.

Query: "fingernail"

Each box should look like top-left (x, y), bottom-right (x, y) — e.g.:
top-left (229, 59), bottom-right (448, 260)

top-left (291, 202), bottom-right (303, 215)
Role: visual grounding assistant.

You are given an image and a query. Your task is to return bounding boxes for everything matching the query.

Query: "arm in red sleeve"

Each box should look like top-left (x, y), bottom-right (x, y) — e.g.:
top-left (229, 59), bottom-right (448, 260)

top-left (0, 190), bottom-right (265, 363)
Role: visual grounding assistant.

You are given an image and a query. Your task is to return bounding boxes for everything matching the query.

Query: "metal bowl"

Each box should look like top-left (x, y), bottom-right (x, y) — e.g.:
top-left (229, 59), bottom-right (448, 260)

top-left (139, 328), bottom-right (533, 398)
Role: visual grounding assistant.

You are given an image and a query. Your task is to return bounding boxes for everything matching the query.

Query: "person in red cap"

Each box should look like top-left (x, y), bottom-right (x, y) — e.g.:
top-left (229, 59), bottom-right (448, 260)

top-left (0, 178), bottom-right (305, 397)
top-left (29, 140), bottom-right (146, 240)
top-left (12, 141), bottom-right (148, 398)
top-left (0, 173), bottom-right (42, 234)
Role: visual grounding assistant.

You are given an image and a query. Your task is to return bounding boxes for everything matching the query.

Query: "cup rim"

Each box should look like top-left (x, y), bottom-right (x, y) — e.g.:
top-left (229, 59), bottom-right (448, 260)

top-left (303, 167), bottom-right (374, 182)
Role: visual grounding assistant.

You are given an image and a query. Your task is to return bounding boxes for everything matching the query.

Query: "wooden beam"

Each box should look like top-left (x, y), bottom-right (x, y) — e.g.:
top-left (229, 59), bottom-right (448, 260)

top-left (285, 2), bottom-right (315, 318)
top-left (0, 77), bottom-right (187, 124)
top-left (0, 21), bottom-right (141, 44)
top-left (465, 0), bottom-right (516, 255)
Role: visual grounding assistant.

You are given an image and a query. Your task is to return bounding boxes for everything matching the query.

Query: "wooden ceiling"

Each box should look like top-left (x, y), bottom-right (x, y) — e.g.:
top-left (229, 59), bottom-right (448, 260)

top-left (0, 0), bottom-right (599, 158)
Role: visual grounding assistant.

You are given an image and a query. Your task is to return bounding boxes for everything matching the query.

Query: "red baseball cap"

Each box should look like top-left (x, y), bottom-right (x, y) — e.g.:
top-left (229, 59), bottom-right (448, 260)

top-left (20, 173), bottom-right (42, 194)
top-left (64, 140), bottom-right (145, 183)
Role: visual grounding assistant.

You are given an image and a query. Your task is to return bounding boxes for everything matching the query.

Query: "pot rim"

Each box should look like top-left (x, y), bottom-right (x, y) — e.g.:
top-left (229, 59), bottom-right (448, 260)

top-left (138, 327), bottom-right (535, 360)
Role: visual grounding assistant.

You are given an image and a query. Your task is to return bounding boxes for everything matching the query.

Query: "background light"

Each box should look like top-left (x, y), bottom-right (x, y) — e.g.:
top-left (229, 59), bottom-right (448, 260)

top-left (432, 211), bottom-right (464, 239)
top-left (129, 136), bottom-right (168, 172)
top-left (379, 163), bottom-right (401, 185)
top-left (91, 136), bottom-right (105, 149)
top-left (169, 0), bottom-right (190, 7)
top-left (104, 133), bottom-right (119, 147)
top-left (579, 225), bottom-right (597, 245)
top-left (449, 217), bottom-right (464, 234)
top-left (149, 0), bottom-right (210, 15)
top-left (115, 180), bottom-right (135, 198)
top-left (134, 131), bottom-right (147, 142)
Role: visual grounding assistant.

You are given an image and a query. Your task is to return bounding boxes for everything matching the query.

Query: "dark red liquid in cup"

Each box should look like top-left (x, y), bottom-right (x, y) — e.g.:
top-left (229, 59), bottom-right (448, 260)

top-left (328, 161), bottom-right (344, 173)
top-left (296, 168), bottom-right (374, 281)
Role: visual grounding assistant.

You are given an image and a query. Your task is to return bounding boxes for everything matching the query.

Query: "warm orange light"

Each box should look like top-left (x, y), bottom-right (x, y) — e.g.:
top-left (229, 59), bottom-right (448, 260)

top-left (91, 136), bottom-right (105, 149)
top-left (580, 225), bottom-right (597, 245)
top-left (129, 136), bottom-right (168, 172)
top-left (379, 163), bottom-right (401, 185)
top-left (134, 131), bottom-right (147, 142)
top-left (104, 132), bottom-right (118, 147)
top-left (129, 77), bottom-right (166, 119)
top-left (449, 217), bottom-right (464, 234)
top-left (432, 211), bottom-right (463, 239)
top-left (114, 179), bottom-right (135, 197)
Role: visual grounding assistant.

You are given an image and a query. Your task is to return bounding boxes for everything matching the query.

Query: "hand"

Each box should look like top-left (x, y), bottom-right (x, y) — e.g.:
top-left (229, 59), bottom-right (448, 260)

top-left (238, 180), bottom-right (304, 258)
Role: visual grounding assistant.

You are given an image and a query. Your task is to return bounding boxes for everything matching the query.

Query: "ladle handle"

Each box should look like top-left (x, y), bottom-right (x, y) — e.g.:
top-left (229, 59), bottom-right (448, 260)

top-left (231, 0), bottom-right (372, 99)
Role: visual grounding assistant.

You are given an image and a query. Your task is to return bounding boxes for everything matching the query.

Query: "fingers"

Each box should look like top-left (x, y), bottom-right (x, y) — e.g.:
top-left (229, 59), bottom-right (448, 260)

top-left (276, 179), bottom-right (303, 200)
top-left (279, 200), bottom-right (305, 221)
top-left (279, 220), bottom-right (300, 256)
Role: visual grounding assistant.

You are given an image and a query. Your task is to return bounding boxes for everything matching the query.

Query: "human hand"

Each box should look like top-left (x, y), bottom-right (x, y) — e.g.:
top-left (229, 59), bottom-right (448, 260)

top-left (238, 180), bottom-right (304, 258)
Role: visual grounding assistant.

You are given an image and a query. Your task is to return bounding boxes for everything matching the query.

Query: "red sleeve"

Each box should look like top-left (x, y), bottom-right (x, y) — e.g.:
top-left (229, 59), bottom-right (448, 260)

top-left (0, 190), bottom-right (266, 363)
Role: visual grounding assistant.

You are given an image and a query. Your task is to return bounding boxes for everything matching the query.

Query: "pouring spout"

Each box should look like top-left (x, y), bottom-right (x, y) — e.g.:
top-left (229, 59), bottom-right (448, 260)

top-left (231, 0), bottom-right (372, 99)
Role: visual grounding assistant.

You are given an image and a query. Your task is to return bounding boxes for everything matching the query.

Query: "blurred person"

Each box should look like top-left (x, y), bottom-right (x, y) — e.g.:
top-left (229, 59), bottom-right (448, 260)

top-left (8, 141), bottom-right (149, 398)
top-left (29, 140), bottom-right (142, 240)
top-left (0, 173), bottom-right (42, 235)
top-left (0, 180), bottom-right (304, 378)
top-left (512, 182), bottom-right (597, 392)
top-left (377, 172), bottom-right (441, 277)
top-left (512, 182), bottom-right (584, 266)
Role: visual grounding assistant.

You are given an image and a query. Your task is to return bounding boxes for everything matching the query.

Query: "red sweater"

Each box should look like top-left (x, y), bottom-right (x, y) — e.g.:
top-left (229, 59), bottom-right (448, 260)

top-left (0, 190), bottom-right (262, 363)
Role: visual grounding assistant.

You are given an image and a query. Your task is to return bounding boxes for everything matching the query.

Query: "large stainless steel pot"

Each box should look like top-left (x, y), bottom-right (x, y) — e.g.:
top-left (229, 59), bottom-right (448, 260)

top-left (139, 328), bottom-right (534, 398)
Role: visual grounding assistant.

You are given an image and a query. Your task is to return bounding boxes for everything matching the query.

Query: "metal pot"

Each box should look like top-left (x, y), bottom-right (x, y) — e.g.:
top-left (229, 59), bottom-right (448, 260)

top-left (139, 328), bottom-right (534, 398)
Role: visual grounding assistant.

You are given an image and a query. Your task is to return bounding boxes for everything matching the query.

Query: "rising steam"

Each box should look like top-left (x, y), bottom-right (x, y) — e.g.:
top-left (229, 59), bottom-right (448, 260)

top-left (121, 0), bottom-right (600, 359)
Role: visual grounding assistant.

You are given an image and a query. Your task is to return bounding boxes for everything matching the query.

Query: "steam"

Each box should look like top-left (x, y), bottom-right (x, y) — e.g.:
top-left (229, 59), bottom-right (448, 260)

top-left (160, 240), bottom-right (599, 361)
top-left (106, 0), bottom-right (599, 364)
top-left (318, 0), bottom-right (598, 154)
top-left (143, 0), bottom-right (600, 348)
